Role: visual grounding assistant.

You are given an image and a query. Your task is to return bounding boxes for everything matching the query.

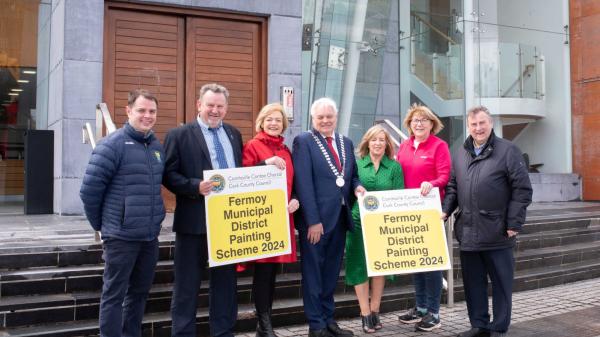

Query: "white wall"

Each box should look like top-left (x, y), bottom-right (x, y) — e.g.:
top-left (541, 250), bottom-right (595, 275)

top-left (495, 0), bottom-right (571, 173)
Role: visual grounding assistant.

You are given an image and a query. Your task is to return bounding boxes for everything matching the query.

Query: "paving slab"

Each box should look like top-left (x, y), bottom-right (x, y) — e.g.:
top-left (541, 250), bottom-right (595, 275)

top-left (235, 278), bottom-right (600, 337)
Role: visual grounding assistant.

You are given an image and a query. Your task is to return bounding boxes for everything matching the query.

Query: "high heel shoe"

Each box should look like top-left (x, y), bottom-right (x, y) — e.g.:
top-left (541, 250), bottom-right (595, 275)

top-left (370, 312), bottom-right (382, 330)
top-left (361, 314), bottom-right (375, 333)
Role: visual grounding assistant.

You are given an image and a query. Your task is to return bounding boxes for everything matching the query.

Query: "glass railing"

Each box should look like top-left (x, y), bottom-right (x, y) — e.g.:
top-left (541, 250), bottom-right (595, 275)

top-left (477, 42), bottom-right (545, 99)
top-left (410, 11), bottom-right (464, 100)
top-left (410, 12), bottom-right (544, 101)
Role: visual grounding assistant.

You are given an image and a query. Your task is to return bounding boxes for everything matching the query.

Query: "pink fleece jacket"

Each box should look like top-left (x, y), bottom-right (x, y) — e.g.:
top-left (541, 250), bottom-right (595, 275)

top-left (395, 135), bottom-right (451, 201)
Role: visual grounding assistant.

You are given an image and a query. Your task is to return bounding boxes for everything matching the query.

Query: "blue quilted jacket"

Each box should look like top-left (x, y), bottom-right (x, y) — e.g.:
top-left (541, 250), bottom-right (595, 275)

top-left (80, 123), bottom-right (166, 241)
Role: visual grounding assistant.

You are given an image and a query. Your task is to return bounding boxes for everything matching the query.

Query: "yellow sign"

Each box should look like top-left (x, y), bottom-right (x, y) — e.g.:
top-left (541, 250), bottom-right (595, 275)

top-left (204, 166), bottom-right (291, 267)
top-left (358, 188), bottom-right (451, 276)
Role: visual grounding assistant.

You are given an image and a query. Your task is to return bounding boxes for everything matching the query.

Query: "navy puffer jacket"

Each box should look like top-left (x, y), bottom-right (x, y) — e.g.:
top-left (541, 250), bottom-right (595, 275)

top-left (80, 123), bottom-right (166, 241)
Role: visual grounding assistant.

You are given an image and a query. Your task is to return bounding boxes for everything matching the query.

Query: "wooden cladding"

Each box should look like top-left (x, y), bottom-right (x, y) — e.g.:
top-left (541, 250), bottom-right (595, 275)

top-left (185, 17), bottom-right (261, 141)
top-left (104, 4), bottom-right (266, 143)
top-left (0, 160), bottom-right (24, 195)
top-left (104, 9), bottom-right (185, 142)
top-left (104, 3), bottom-right (267, 211)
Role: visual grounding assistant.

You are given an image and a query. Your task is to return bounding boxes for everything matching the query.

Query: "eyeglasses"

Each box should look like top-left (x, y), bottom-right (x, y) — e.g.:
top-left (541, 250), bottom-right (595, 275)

top-left (411, 118), bottom-right (430, 125)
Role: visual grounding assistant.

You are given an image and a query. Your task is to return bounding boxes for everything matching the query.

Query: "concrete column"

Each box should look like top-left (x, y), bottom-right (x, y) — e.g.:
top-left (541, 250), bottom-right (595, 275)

top-left (47, 0), bottom-right (103, 214)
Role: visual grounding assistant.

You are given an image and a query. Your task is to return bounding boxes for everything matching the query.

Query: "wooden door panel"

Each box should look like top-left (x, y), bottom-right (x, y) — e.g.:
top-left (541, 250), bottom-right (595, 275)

top-left (105, 4), bottom-right (266, 211)
top-left (104, 9), bottom-right (185, 142)
top-left (186, 17), bottom-right (262, 142)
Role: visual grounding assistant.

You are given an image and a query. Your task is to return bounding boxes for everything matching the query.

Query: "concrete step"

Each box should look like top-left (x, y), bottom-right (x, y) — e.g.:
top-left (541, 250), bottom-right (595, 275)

top-left (0, 217), bottom-right (594, 271)
top-left (3, 223), bottom-right (599, 300)
top-left (3, 237), bottom-right (600, 328)
top-left (2, 258), bottom-right (600, 337)
top-left (2, 220), bottom-right (599, 299)
top-left (0, 242), bottom-right (174, 271)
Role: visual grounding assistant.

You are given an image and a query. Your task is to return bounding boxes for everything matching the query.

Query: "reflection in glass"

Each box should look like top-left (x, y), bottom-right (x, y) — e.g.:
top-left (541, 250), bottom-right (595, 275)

top-left (0, 0), bottom-right (40, 210)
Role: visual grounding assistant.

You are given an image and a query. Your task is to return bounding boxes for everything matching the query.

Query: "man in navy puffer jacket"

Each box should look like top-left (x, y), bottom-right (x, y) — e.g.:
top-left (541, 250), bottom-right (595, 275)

top-left (80, 89), bottom-right (165, 337)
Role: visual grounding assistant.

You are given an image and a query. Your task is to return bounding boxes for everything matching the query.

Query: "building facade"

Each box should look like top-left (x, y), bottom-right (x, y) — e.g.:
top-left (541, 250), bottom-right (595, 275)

top-left (0, 0), bottom-right (597, 215)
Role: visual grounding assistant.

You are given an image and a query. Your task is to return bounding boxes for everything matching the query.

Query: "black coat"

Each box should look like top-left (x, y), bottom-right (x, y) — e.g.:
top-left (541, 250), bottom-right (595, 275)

top-left (442, 131), bottom-right (532, 251)
top-left (162, 121), bottom-right (243, 234)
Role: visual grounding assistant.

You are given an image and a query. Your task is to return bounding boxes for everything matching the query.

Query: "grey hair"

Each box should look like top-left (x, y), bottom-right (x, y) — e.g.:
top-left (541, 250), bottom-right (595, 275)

top-left (310, 97), bottom-right (338, 116)
top-left (199, 83), bottom-right (229, 103)
top-left (467, 105), bottom-right (492, 119)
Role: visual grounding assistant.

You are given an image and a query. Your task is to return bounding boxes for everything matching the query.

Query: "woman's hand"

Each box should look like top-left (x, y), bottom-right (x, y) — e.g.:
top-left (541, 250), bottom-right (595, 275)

top-left (420, 181), bottom-right (433, 196)
top-left (265, 156), bottom-right (286, 170)
top-left (287, 198), bottom-right (300, 213)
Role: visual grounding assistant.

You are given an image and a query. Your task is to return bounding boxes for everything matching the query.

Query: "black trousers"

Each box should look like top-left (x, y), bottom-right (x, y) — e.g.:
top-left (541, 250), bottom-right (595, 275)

top-left (460, 247), bottom-right (515, 333)
top-left (170, 233), bottom-right (237, 337)
top-left (252, 262), bottom-right (278, 313)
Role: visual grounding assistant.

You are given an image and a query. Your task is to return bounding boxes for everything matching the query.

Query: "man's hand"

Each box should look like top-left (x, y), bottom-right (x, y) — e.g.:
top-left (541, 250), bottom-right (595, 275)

top-left (265, 156), bottom-right (286, 170)
top-left (441, 212), bottom-right (448, 221)
top-left (355, 185), bottom-right (366, 198)
top-left (287, 198), bottom-right (300, 213)
top-left (199, 180), bottom-right (214, 196)
top-left (507, 229), bottom-right (518, 238)
top-left (420, 181), bottom-right (433, 196)
top-left (307, 223), bottom-right (324, 244)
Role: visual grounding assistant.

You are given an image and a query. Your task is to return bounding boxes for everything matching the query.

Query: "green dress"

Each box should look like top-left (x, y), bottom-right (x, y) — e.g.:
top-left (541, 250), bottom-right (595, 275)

top-left (345, 155), bottom-right (404, 286)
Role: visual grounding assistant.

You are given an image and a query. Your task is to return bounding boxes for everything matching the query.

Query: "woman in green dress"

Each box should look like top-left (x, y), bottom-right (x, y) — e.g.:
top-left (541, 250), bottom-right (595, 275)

top-left (345, 125), bottom-right (404, 333)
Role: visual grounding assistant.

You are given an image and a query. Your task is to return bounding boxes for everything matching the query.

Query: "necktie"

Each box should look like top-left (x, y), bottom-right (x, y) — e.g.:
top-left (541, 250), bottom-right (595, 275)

top-left (326, 136), bottom-right (342, 171)
top-left (209, 128), bottom-right (229, 169)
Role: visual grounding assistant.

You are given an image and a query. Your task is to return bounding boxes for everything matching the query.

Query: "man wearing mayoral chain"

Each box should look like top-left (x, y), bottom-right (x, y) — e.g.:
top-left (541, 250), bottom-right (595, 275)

top-left (292, 97), bottom-right (365, 337)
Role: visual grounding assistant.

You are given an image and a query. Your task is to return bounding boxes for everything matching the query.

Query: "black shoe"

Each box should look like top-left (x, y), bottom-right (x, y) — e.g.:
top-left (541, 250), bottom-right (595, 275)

top-left (327, 322), bottom-right (354, 337)
top-left (415, 313), bottom-right (441, 332)
top-left (370, 312), bottom-right (382, 330)
top-left (489, 332), bottom-right (507, 337)
top-left (398, 307), bottom-right (425, 324)
top-left (457, 327), bottom-right (490, 337)
top-left (361, 315), bottom-right (375, 334)
top-left (256, 311), bottom-right (278, 337)
top-left (308, 329), bottom-right (333, 337)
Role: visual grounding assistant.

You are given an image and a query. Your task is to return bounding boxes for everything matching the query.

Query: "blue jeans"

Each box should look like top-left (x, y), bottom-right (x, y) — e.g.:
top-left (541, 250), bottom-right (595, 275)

top-left (414, 270), bottom-right (443, 314)
top-left (99, 238), bottom-right (159, 337)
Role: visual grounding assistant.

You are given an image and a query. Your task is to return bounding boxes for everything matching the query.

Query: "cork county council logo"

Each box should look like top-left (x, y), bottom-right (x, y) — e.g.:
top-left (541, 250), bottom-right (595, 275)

top-left (363, 195), bottom-right (379, 211)
top-left (209, 174), bottom-right (226, 193)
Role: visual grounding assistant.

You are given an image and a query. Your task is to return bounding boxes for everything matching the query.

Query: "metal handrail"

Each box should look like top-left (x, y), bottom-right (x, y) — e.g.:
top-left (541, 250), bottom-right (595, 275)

top-left (411, 11), bottom-right (458, 46)
top-left (374, 119), bottom-right (409, 149)
top-left (82, 103), bottom-right (118, 242)
top-left (446, 214), bottom-right (455, 307)
top-left (411, 9), bottom-right (455, 18)
top-left (501, 63), bottom-right (535, 98)
top-left (82, 103), bottom-right (118, 150)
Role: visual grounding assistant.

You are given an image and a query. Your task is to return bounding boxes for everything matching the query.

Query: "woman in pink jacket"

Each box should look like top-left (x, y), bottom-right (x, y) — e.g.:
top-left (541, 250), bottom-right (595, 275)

top-left (396, 104), bottom-right (451, 332)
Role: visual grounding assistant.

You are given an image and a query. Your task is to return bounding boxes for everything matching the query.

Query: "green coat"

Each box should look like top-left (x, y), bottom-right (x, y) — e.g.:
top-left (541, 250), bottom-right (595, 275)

top-left (345, 155), bottom-right (404, 285)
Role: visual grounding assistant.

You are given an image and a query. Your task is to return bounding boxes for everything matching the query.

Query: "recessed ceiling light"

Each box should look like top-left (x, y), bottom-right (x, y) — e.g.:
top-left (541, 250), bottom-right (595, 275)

top-left (8, 93), bottom-right (19, 96)
top-left (23, 70), bottom-right (36, 74)
top-left (17, 80), bottom-right (29, 83)
top-left (11, 89), bottom-right (23, 92)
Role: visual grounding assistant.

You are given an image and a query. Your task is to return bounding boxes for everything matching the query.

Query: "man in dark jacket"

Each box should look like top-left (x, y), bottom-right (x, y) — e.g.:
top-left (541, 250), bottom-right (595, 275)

top-left (80, 89), bottom-right (166, 337)
top-left (163, 83), bottom-right (243, 337)
top-left (442, 106), bottom-right (532, 337)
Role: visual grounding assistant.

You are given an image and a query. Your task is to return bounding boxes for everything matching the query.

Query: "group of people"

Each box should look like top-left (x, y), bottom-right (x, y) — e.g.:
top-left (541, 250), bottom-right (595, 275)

top-left (80, 83), bottom-right (532, 337)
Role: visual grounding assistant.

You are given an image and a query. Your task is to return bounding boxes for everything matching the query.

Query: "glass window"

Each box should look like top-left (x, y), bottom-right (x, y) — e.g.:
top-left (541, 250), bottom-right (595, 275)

top-left (0, 0), bottom-right (41, 212)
